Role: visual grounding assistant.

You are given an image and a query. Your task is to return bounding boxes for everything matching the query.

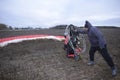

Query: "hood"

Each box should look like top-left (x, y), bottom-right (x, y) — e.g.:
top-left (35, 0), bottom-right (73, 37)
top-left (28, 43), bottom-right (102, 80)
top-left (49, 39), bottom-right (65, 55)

top-left (84, 20), bottom-right (93, 29)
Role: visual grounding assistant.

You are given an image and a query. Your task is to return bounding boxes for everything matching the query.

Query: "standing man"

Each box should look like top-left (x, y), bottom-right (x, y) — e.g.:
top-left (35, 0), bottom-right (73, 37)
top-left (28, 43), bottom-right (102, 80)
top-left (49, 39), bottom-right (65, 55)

top-left (77, 20), bottom-right (117, 76)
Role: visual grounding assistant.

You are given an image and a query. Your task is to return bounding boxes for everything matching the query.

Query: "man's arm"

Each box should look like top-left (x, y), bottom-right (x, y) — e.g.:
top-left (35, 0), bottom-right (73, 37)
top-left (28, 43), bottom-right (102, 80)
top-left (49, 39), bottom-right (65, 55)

top-left (77, 29), bottom-right (87, 34)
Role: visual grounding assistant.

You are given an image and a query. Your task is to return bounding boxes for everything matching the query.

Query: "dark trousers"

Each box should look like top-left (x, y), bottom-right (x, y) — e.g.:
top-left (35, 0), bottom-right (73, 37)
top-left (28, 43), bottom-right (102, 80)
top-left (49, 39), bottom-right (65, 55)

top-left (89, 45), bottom-right (114, 68)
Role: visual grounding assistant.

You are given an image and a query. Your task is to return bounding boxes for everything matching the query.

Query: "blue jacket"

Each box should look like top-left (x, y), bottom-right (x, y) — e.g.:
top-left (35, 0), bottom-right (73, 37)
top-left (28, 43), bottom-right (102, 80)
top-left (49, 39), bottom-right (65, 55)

top-left (79, 21), bottom-right (106, 49)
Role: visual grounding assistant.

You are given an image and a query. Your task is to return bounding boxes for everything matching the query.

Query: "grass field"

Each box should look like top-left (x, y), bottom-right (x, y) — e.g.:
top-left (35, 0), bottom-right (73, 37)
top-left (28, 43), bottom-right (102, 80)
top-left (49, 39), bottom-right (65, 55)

top-left (0, 28), bottom-right (120, 80)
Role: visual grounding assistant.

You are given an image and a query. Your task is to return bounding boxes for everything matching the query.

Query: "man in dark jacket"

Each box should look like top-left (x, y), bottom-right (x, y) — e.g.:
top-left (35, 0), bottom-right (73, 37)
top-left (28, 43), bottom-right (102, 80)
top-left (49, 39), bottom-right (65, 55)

top-left (77, 20), bottom-right (117, 76)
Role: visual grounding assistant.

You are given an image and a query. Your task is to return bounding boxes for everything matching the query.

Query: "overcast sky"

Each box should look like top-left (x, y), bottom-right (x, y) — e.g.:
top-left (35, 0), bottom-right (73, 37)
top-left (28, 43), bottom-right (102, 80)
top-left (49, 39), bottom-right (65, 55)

top-left (0, 0), bottom-right (120, 28)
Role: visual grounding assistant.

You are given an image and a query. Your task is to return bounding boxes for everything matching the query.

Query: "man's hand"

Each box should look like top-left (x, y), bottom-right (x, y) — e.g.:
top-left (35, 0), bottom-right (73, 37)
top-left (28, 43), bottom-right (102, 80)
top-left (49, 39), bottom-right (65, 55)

top-left (100, 45), bottom-right (106, 50)
top-left (73, 29), bottom-right (79, 35)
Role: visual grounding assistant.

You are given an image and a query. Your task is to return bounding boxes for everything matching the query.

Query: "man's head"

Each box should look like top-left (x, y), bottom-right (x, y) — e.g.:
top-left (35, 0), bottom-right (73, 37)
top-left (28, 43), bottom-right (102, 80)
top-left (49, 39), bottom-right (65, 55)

top-left (84, 20), bottom-right (89, 28)
top-left (83, 20), bottom-right (89, 31)
top-left (84, 20), bottom-right (92, 31)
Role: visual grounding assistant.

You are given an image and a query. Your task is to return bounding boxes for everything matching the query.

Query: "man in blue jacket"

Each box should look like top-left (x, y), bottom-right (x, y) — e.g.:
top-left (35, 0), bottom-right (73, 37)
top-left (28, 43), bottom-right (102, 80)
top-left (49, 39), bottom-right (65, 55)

top-left (77, 21), bottom-right (117, 76)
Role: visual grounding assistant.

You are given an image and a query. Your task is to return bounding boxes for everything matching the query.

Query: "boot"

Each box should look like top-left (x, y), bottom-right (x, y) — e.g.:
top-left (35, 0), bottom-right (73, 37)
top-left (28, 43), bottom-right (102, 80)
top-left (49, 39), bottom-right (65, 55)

top-left (111, 66), bottom-right (117, 77)
top-left (87, 61), bottom-right (95, 66)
